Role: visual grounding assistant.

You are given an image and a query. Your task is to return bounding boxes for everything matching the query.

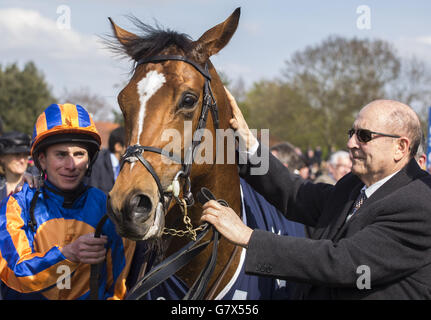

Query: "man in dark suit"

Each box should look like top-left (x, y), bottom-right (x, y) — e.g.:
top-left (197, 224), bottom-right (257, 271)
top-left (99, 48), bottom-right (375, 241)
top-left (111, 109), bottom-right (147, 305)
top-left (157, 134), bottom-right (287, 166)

top-left (88, 127), bottom-right (125, 195)
top-left (201, 91), bottom-right (431, 299)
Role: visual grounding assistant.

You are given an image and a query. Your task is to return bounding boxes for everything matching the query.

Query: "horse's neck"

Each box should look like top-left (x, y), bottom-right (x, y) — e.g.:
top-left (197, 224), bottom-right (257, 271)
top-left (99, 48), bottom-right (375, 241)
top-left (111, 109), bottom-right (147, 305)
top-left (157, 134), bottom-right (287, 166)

top-left (191, 163), bottom-right (241, 220)
top-left (166, 163), bottom-right (242, 293)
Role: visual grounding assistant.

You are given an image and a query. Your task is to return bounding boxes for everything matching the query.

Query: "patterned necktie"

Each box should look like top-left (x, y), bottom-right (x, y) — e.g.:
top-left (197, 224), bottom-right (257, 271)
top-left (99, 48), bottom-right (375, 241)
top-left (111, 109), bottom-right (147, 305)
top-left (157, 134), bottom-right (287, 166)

top-left (346, 189), bottom-right (367, 221)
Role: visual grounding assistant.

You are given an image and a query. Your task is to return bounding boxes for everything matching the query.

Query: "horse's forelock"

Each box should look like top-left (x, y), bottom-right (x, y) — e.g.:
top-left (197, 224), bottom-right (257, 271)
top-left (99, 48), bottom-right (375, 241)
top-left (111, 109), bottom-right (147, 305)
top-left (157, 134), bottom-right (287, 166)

top-left (109, 16), bottom-right (195, 63)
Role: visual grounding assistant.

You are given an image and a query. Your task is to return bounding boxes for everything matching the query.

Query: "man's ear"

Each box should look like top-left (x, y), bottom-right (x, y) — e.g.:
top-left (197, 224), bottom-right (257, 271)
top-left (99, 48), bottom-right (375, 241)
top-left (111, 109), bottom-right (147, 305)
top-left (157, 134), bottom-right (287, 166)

top-left (38, 152), bottom-right (47, 171)
top-left (418, 154), bottom-right (427, 170)
top-left (394, 137), bottom-right (410, 161)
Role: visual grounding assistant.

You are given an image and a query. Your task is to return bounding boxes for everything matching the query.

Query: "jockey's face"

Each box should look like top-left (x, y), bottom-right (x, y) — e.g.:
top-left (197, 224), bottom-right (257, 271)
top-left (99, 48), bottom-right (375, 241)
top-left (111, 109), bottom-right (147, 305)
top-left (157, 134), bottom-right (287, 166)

top-left (38, 143), bottom-right (89, 191)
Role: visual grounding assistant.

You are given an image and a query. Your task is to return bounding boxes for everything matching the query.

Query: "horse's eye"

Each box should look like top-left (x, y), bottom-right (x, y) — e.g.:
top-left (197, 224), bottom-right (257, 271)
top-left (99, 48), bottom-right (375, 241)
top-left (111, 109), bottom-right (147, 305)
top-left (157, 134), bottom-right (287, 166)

top-left (180, 93), bottom-right (198, 109)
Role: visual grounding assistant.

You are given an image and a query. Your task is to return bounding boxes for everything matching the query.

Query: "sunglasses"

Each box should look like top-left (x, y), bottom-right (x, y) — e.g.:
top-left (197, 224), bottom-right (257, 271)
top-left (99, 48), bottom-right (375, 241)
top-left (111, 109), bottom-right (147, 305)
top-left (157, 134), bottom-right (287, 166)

top-left (348, 128), bottom-right (401, 143)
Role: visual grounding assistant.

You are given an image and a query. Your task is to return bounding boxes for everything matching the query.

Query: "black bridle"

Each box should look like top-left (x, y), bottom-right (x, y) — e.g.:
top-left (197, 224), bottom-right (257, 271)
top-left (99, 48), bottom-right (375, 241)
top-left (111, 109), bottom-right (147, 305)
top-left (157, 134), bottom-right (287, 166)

top-left (90, 55), bottom-right (226, 300)
top-left (120, 55), bottom-right (220, 208)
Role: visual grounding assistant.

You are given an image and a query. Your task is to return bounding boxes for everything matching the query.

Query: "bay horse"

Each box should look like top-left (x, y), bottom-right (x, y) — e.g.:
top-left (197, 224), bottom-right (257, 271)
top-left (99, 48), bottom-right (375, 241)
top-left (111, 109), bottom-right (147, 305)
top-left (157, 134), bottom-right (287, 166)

top-left (107, 8), bottom-right (243, 299)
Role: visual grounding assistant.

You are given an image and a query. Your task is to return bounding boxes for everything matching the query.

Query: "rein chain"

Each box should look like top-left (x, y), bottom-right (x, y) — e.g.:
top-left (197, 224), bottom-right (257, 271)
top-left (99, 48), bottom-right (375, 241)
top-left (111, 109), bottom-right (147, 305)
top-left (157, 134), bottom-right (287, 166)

top-left (162, 198), bottom-right (206, 241)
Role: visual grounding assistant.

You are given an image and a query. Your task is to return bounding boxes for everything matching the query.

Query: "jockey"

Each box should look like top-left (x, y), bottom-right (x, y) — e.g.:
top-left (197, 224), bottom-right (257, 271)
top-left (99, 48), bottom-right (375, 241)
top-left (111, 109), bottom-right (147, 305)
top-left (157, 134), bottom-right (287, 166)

top-left (0, 103), bottom-right (135, 299)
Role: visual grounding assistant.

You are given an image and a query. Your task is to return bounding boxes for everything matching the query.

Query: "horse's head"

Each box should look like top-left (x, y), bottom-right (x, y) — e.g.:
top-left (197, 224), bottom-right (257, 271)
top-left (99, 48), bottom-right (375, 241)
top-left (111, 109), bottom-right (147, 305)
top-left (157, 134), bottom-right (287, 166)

top-left (107, 8), bottom-right (241, 240)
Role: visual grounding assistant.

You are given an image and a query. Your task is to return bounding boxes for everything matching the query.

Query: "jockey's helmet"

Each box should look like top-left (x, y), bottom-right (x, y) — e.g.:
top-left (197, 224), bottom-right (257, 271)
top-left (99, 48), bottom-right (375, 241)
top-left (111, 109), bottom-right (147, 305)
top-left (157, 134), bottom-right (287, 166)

top-left (31, 103), bottom-right (101, 173)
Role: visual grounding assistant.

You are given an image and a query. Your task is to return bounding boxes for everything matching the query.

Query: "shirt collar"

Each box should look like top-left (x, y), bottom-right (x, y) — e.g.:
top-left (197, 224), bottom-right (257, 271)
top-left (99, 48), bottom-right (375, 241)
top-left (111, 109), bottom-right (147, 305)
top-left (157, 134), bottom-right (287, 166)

top-left (110, 152), bottom-right (120, 168)
top-left (363, 170), bottom-right (400, 198)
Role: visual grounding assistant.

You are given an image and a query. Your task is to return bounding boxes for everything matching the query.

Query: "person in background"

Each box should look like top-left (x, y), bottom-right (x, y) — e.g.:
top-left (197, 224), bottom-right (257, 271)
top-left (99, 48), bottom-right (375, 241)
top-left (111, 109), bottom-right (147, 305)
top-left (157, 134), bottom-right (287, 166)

top-left (0, 103), bottom-right (134, 300)
top-left (314, 150), bottom-right (352, 185)
top-left (87, 126), bottom-right (125, 195)
top-left (305, 148), bottom-right (317, 167)
top-left (314, 146), bottom-right (322, 166)
top-left (0, 131), bottom-right (31, 203)
top-left (270, 142), bottom-right (303, 171)
top-left (270, 142), bottom-right (309, 180)
top-left (415, 133), bottom-right (427, 170)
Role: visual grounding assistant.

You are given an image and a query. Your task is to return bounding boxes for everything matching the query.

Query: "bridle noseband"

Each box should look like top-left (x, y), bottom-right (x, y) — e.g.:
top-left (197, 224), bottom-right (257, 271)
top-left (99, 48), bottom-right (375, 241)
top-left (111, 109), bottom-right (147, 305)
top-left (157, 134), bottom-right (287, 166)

top-left (120, 55), bottom-right (219, 211)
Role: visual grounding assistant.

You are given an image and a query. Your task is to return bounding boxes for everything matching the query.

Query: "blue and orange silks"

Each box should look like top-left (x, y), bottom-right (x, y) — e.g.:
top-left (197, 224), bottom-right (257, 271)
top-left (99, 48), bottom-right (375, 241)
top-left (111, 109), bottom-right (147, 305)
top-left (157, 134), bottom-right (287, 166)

top-left (0, 181), bottom-right (135, 300)
top-left (31, 103), bottom-right (101, 155)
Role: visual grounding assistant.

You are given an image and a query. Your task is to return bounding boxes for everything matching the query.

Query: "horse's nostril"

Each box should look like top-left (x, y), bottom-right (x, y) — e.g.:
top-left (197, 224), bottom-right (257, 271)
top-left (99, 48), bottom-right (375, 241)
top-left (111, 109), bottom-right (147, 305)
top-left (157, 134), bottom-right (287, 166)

top-left (137, 195), bottom-right (151, 211)
top-left (130, 194), bottom-right (152, 221)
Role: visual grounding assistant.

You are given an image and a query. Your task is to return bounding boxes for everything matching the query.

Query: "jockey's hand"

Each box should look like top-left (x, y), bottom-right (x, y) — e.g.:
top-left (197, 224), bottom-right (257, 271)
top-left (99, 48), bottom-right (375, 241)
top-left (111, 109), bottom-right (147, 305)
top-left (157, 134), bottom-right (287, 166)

top-left (224, 87), bottom-right (257, 152)
top-left (201, 200), bottom-right (253, 248)
top-left (14, 171), bottom-right (43, 193)
top-left (61, 233), bottom-right (108, 264)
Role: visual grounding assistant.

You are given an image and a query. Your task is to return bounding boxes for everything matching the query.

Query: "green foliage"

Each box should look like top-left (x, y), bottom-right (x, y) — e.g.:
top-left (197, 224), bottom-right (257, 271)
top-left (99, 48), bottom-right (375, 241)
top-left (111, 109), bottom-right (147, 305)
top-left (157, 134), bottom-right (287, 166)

top-left (0, 62), bottom-right (56, 136)
top-left (112, 109), bottom-right (125, 126)
top-left (283, 36), bottom-right (401, 152)
top-left (242, 36), bottom-right (431, 153)
top-left (242, 80), bottom-right (324, 148)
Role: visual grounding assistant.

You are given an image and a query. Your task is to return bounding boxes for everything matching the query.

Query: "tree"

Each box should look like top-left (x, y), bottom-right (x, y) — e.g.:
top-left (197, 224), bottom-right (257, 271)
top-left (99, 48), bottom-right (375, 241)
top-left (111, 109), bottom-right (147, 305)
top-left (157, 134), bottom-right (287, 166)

top-left (61, 86), bottom-right (114, 122)
top-left (241, 36), bottom-right (431, 154)
top-left (242, 80), bottom-right (324, 148)
top-left (387, 56), bottom-right (431, 131)
top-left (0, 62), bottom-right (56, 135)
top-left (282, 36), bottom-right (403, 151)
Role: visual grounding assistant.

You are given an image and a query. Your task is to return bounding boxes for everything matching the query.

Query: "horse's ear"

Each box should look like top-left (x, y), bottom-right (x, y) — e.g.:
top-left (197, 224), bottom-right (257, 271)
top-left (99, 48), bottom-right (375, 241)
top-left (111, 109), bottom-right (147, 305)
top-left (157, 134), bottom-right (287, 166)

top-left (192, 7), bottom-right (240, 63)
top-left (109, 17), bottom-right (138, 55)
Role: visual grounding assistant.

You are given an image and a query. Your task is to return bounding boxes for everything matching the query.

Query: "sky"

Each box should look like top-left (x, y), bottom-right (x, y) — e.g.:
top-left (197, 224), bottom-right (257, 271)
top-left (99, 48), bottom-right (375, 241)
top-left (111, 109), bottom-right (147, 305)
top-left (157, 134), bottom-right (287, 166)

top-left (1, 0), bottom-right (431, 119)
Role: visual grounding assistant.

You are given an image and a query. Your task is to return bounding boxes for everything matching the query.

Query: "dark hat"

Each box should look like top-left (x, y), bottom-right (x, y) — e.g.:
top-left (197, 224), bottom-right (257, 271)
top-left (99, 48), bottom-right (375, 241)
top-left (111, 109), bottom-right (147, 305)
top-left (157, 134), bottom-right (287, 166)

top-left (0, 131), bottom-right (31, 155)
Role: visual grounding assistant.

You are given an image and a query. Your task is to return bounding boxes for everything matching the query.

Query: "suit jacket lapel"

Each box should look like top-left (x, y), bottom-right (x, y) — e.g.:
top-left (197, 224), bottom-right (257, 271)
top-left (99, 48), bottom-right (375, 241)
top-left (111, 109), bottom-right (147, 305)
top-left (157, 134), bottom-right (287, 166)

top-left (324, 183), bottom-right (363, 240)
top-left (332, 159), bottom-right (424, 240)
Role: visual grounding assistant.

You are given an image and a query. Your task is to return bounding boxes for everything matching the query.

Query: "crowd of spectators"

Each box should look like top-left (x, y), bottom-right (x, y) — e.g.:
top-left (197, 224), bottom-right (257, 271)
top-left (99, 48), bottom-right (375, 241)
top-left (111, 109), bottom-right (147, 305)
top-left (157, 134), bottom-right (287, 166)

top-left (273, 143), bottom-right (355, 184)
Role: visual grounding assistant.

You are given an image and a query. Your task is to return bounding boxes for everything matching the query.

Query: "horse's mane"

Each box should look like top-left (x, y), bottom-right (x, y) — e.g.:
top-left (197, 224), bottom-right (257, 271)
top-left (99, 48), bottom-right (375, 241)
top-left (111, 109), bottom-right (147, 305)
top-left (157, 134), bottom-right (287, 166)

top-left (107, 16), bottom-right (194, 64)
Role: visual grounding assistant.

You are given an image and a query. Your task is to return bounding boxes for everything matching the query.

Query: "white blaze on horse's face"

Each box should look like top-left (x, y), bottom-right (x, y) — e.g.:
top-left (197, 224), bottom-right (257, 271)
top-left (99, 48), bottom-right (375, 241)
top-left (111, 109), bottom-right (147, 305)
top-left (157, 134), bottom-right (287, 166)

top-left (135, 70), bottom-right (166, 145)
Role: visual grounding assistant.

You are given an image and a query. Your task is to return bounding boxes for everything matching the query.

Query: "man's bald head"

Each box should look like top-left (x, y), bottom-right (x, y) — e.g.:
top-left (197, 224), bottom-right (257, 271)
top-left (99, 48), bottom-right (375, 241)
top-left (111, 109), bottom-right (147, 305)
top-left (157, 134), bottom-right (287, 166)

top-left (360, 100), bottom-right (422, 157)
top-left (349, 99), bottom-right (422, 186)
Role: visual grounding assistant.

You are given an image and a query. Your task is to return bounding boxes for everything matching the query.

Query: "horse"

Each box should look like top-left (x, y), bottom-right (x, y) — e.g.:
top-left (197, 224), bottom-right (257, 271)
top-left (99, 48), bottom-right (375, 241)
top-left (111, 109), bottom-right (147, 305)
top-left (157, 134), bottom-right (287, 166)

top-left (106, 8), bottom-right (304, 300)
top-left (107, 8), bottom-right (243, 299)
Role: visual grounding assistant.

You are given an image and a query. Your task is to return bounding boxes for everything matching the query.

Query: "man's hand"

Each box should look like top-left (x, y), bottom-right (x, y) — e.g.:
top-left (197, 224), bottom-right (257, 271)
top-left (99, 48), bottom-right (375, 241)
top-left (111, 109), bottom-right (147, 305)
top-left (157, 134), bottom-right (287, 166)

top-left (201, 200), bottom-right (253, 248)
top-left (225, 87), bottom-right (257, 151)
top-left (14, 171), bottom-right (43, 193)
top-left (61, 233), bottom-right (108, 264)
